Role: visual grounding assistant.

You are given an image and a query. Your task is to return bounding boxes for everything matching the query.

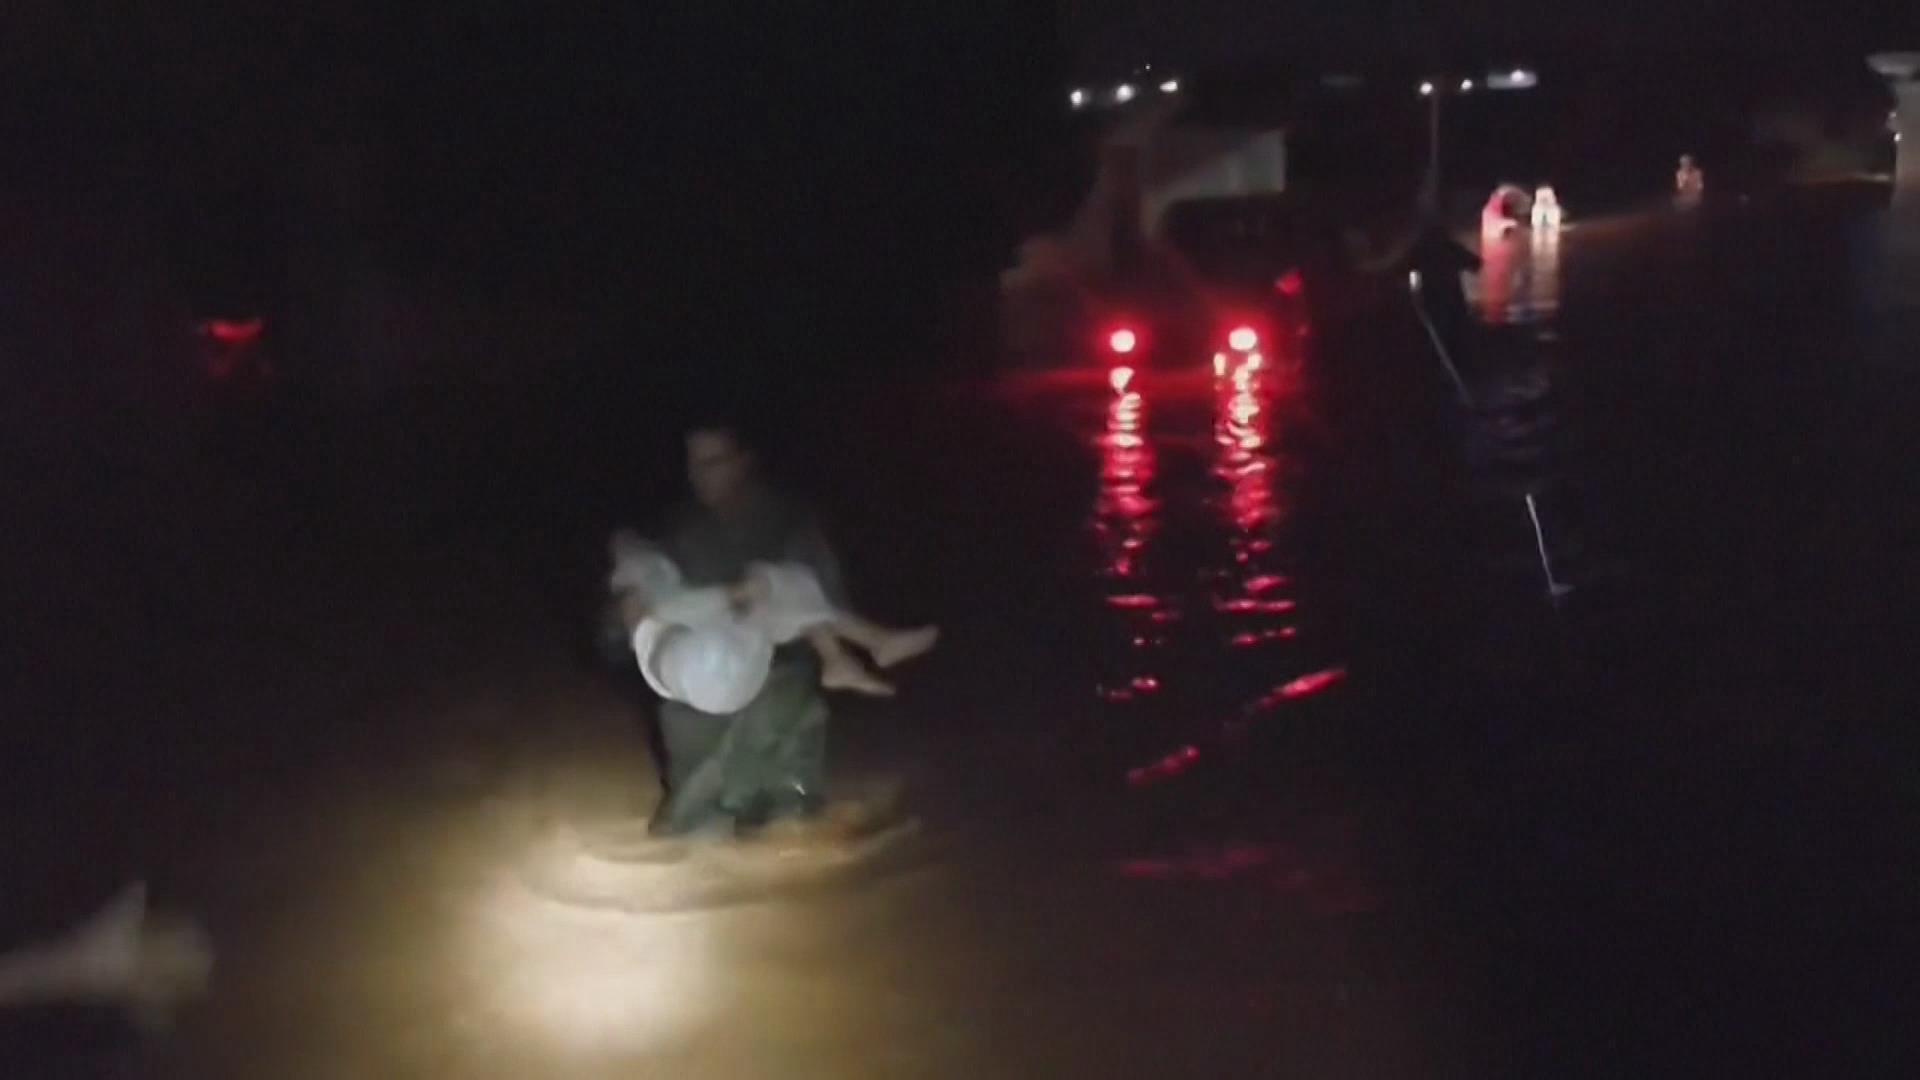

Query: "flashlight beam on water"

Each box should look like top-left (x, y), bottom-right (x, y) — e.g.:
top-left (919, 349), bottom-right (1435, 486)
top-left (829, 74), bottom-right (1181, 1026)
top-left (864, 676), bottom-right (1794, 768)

top-left (1524, 493), bottom-right (1575, 604)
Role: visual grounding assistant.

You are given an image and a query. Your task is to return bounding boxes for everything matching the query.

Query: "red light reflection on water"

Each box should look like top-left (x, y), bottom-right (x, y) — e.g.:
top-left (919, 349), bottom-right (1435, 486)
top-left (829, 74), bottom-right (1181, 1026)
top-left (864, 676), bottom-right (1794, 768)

top-left (1126, 743), bottom-right (1201, 787)
top-left (1091, 329), bottom-right (1361, 792)
top-left (1478, 237), bottom-right (1518, 324)
top-left (1208, 352), bottom-right (1296, 659)
top-left (1249, 667), bottom-right (1349, 709)
top-left (202, 317), bottom-right (264, 345)
top-left (1213, 597), bottom-right (1296, 615)
top-left (1474, 230), bottom-right (1564, 326)
top-left (1113, 840), bottom-right (1383, 913)
top-left (1097, 327), bottom-right (1361, 790)
top-left (1092, 373), bottom-right (1170, 704)
top-left (1280, 667), bottom-right (1347, 698)
top-left (198, 316), bottom-right (267, 379)
top-left (1230, 627), bottom-right (1300, 648)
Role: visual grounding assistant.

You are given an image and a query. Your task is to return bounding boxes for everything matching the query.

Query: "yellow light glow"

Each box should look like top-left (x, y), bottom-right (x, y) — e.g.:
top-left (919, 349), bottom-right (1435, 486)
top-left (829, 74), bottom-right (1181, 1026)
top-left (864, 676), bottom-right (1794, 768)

top-left (459, 840), bottom-right (718, 1059)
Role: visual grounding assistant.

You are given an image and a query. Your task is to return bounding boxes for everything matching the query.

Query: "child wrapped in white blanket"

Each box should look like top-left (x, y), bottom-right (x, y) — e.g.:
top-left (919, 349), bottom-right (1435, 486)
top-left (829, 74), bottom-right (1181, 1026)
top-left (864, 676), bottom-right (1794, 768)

top-left (609, 531), bottom-right (937, 715)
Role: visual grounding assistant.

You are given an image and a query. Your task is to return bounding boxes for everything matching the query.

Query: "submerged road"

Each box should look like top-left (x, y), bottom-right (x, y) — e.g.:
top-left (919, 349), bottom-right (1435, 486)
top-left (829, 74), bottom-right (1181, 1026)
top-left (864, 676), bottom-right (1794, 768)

top-left (3, 185), bottom-right (1916, 1076)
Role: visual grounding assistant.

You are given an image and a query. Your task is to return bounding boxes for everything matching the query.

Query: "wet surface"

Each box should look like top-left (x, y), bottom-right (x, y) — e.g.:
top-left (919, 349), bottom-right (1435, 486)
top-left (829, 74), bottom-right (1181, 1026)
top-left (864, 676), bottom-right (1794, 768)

top-left (5, 186), bottom-right (1920, 1075)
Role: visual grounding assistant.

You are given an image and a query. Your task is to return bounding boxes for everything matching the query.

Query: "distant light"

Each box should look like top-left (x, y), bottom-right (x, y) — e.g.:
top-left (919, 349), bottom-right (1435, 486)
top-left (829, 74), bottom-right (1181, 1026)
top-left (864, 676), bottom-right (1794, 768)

top-left (1488, 68), bottom-right (1538, 90)
top-left (1408, 270), bottom-right (1424, 291)
top-left (1227, 326), bottom-right (1258, 351)
top-left (1115, 83), bottom-right (1136, 103)
top-left (1460, 78), bottom-right (1475, 92)
top-left (1109, 328), bottom-right (1138, 354)
top-left (1159, 78), bottom-right (1180, 94)
top-left (1275, 269), bottom-right (1304, 296)
top-left (1419, 80), bottom-right (1435, 96)
top-left (1109, 365), bottom-right (1135, 393)
top-left (1213, 352), bottom-right (1228, 377)
top-left (1070, 88), bottom-right (1087, 108)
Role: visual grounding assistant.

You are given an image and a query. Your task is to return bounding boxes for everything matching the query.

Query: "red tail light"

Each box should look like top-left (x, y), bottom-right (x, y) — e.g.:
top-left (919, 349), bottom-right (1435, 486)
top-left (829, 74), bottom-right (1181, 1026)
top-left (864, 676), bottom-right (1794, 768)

top-left (202, 317), bottom-right (264, 346)
top-left (1108, 328), bottom-right (1138, 354)
top-left (1227, 326), bottom-right (1259, 351)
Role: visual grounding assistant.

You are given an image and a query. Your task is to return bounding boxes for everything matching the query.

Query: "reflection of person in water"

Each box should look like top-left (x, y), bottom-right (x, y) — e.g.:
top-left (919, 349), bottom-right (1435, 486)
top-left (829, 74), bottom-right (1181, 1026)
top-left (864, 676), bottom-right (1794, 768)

top-left (1477, 227), bottom-right (1528, 326)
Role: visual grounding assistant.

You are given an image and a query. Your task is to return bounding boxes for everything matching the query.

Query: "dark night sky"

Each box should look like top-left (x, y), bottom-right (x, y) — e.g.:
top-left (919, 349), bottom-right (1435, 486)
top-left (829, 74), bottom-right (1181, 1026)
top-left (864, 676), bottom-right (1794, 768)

top-left (0, 4), bottom-right (1073, 358)
top-left (1061, 0), bottom-right (1920, 71)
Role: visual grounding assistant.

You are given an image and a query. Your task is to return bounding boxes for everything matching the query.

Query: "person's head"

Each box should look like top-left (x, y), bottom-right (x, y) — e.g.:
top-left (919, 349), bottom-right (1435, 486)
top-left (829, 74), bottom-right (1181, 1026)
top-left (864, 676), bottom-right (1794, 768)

top-left (685, 422), bottom-right (756, 512)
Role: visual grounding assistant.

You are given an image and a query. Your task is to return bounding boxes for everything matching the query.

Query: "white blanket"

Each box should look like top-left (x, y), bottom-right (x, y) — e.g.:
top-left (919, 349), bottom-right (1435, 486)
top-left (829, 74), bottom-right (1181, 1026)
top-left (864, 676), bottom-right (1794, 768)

top-left (611, 542), bottom-right (837, 715)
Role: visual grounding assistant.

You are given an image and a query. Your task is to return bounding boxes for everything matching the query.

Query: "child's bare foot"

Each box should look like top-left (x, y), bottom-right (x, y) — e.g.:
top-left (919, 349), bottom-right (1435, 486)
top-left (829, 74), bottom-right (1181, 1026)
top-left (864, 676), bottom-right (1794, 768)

top-left (871, 625), bottom-right (940, 669)
top-left (821, 656), bottom-right (895, 697)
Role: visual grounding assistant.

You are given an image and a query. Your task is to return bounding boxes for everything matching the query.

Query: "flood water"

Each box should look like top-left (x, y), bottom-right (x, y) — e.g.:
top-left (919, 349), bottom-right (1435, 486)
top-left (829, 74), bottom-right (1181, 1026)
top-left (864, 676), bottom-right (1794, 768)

top-left (4, 186), bottom-right (1918, 1076)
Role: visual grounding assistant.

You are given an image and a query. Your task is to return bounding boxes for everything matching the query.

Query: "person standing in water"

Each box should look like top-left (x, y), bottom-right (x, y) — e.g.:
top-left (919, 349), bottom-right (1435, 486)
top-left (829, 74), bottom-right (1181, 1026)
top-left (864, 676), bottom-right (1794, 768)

top-left (1675, 154), bottom-right (1705, 205)
top-left (642, 416), bottom-right (866, 838)
top-left (1349, 210), bottom-right (1482, 373)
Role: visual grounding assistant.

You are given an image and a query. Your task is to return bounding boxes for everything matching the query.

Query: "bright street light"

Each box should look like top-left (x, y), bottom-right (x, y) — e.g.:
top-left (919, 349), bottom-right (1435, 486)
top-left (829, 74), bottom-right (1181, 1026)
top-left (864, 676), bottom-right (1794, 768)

top-left (1159, 78), bottom-right (1180, 93)
top-left (1115, 83), bottom-right (1136, 103)
top-left (1070, 88), bottom-right (1087, 108)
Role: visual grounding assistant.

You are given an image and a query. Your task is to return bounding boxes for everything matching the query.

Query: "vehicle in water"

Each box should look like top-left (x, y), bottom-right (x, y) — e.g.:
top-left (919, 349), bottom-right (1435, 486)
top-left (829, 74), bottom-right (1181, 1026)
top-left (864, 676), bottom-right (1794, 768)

top-left (1004, 193), bottom-right (1312, 372)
